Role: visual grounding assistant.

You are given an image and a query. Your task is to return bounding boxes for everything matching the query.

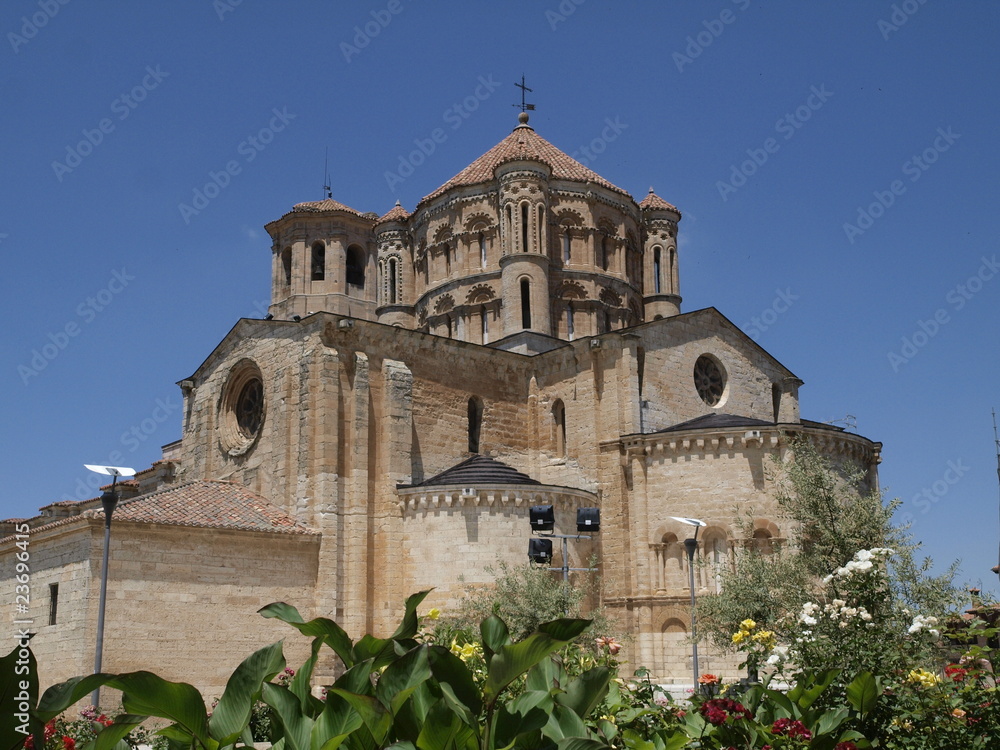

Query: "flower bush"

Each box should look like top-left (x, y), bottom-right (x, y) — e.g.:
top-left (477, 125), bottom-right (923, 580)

top-left (21, 707), bottom-right (163, 750)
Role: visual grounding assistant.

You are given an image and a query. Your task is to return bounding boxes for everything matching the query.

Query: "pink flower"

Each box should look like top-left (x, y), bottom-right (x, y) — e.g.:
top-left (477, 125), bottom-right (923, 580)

top-left (595, 636), bottom-right (621, 655)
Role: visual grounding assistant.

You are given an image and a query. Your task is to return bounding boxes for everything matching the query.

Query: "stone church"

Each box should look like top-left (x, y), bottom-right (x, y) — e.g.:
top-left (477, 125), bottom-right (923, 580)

top-left (1, 112), bottom-right (881, 697)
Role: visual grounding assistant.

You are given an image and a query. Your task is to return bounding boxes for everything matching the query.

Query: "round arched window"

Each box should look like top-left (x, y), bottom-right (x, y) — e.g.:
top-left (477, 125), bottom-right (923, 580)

top-left (694, 355), bottom-right (726, 406)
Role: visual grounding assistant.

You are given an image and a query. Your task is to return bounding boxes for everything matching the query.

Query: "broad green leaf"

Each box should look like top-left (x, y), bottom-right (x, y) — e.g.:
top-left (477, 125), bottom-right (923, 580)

top-left (526, 656), bottom-right (563, 693)
top-left (414, 699), bottom-right (467, 750)
top-left (427, 646), bottom-right (482, 717)
top-left (259, 602), bottom-right (356, 668)
top-left (492, 699), bottom-right (550, 749)
top-left (333, 659), bottom-right (378, 697)
top-left (328, 690), bottom-right (392, 746)
top-left (94, 715), bottom-right (146, 750)
top-left (376, 646), bottom-right (431, 714)
top-left (761, 688), bottom-right (794, 720)
top-left (621, 729), bottom-right (654, 750)
top-left (484, 626), bottom-right (587, 702)
top-left (814, 706), bottom-right (849, 737)
top-left (290, 638), bottom-right (325, 709)
top-left (655, 734), bottom-right (689, 750)
top-left (554, 668), bottom-right (611, 718)
top-left (107, 672), bottom-right (213, 748)
top-left (846, 672), bottom-right (879, 716)
top-left (312, 691), bottom-right (364, 750)
top-left (37, 674), bottom-right (116, 720)
top-left (555, 739), bottom-right (608, 750)
top-left (792, 669), bottom-right (839, 710)
top-left (209, 640), bottom-right (285, 743)
top-left (389, 681), bottom-right (441, 743)
top-left (263, 682), bottom-right (314, 750)
top-left (436, 682), bottom-right (479, 732)
top-left (542, 705), bottom-right (588, 742)
top-left (598, 720), bottom-right (617, 742)
top-left (506, 689), bottom-right (553, 718)
top-left (536, 619), bottom-right (592, 642)
top-left (354, 635), bottom-right (394, 667)
top-left (480, 616), bottom-right (511, 662)
top-left (391, 590), bottom-right (432, 640)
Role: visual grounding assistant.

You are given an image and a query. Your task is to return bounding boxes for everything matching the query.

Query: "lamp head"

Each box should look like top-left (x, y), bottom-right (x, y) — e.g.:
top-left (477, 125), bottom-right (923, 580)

top-left (100, 489), bottom-right (119, 528)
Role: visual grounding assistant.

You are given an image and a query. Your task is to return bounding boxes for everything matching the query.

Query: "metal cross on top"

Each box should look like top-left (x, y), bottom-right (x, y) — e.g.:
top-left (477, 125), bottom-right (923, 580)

top-left (513, 74), bottom-right (535, 113)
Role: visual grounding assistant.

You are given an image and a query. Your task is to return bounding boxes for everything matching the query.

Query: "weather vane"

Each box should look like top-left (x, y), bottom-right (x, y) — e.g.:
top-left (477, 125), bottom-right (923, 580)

top-left (322, 147), bottom-right (332, 200)
top-left (513, 74), bottom-right (535, 113)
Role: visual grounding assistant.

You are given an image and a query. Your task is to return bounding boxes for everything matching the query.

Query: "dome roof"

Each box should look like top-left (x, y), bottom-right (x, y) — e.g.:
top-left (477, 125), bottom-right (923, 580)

top-left (419, 121), bottom-right (630, 205)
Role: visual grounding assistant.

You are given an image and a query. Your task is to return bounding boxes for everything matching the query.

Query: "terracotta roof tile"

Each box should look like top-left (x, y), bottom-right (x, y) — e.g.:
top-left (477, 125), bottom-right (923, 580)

top-left (377, 200), bottom-right (410, 224)
top-left (292, 197), bottom-right (366, 217)
top-left (639, 187), bottom-right (680, 213)
top-left (87, 480), bottom-right (318, 535)
top-left (420, 123), bottom-right (630, 205)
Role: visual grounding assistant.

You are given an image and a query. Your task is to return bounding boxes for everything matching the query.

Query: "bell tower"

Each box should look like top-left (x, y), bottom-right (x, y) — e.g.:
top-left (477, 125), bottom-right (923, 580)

top-left (640, 188), bottom-right (682, 319)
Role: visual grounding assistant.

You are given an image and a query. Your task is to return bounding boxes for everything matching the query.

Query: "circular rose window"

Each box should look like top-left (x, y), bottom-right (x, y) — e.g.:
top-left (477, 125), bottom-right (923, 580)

top-left (235, 378), bottom-right (264, 438)
top-left (220, 360), bottom-right (266, 456)
top-left (694, 355), bottom-right (726, 406)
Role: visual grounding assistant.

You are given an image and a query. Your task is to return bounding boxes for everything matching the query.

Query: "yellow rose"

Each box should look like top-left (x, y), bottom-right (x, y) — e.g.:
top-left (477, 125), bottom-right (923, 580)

top-left (426, 608), bottom-right (441, 620)
top-left (731, 630), bottom-right (746, 645)
top-left (752, 630), bottom-right (776, 649)
top-left (740, 619), bottom-right (757, 631)
top-left (906, 668), bottom-right (940, 688)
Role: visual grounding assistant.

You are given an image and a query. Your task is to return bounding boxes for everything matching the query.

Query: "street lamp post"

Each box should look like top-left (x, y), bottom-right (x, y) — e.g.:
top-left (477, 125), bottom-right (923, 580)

top-left (670, 516), bottom-right (707, 692)
top-left (84, 464), bottom-right (135, 709)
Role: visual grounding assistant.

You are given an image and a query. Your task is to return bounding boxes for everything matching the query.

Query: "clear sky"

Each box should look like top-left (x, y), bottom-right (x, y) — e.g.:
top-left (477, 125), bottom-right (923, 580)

top-left (2, 1), bottom-right (998, 596)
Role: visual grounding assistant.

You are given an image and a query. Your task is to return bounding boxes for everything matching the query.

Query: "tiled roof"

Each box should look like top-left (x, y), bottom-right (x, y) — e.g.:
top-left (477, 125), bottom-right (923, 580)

top-left (639, 187), bottom-right (680, 213)
top-left (399, 454), bottom-right (542, 489)
top-left (420, 122), bottom-right (630, 204)
top-left (292, 197), bottom-right (366, 217)
top-left (377, 200), bottom-right (410, 223)
top-left (88, 480), bottom-right (317, 535)
top-left (653, 413), bottom-right (775, 434)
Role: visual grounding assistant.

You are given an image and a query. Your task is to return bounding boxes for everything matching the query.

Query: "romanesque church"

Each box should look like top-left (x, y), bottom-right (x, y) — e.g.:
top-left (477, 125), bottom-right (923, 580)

top-left (1, 111), bottom-right (881, 696)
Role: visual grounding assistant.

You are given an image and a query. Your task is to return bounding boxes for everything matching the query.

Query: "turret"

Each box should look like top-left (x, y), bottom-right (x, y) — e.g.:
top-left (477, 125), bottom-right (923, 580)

top-left (640, 188), bottom-right (682, 319)
top-left (264, 198), bottom-right (377, 320)
top-left (375, 201), bottom-right (415, 327)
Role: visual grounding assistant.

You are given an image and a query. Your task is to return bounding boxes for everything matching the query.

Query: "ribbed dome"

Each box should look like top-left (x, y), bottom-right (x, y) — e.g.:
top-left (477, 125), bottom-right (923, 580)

top-left (419, 123), bottom-right (629, 205)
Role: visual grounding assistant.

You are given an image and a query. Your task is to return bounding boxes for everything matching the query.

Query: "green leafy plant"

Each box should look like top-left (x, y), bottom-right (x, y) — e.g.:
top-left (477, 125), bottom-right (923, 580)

top-left (28, 591), bottom-right (613, 750)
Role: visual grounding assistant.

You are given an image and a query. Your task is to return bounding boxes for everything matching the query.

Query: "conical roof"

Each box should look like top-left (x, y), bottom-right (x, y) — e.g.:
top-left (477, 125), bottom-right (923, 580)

top-left (399, 454), bottom-right (541, 488)
top-left (420, 121), bottom-right (630, 205)
top-left (639, 187), bottom-right (680, 213)
top-left (377, 200), bottom-right (410, 224)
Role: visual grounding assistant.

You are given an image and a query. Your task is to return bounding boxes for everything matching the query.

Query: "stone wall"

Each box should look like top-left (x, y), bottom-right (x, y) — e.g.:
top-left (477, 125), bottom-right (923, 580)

top-left (0, 518), bottom-right (320, 699)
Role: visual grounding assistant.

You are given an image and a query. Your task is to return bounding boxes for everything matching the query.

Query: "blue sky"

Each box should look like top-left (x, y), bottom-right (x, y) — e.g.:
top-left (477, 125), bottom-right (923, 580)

top-left (2, 1), bottom-right (998, 596)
